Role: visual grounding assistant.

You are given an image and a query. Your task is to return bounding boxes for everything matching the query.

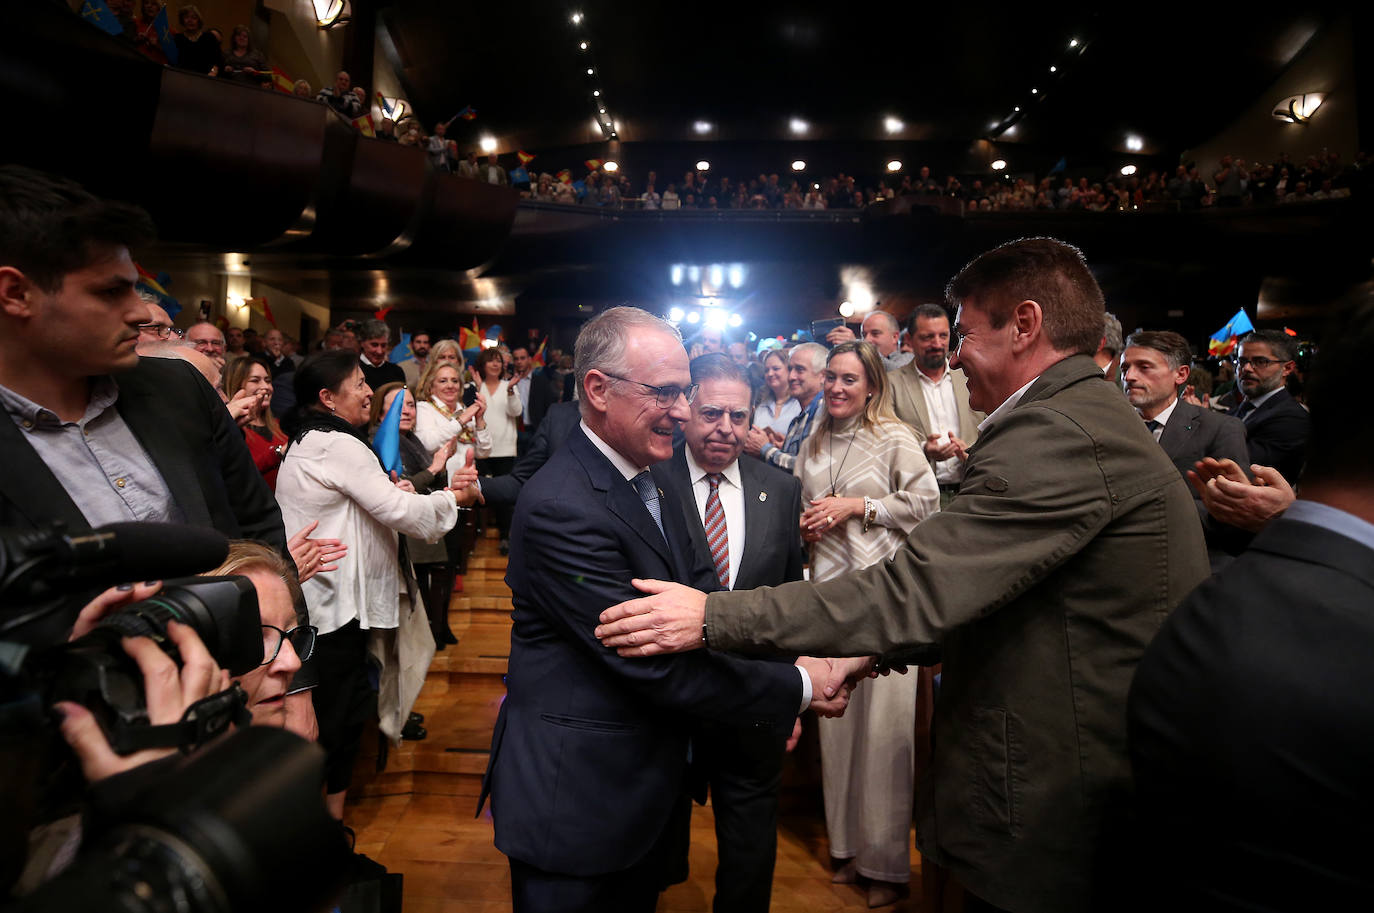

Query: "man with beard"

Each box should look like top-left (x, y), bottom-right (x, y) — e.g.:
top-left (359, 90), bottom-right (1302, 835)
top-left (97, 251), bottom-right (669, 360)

top-left (1228, 329), bottom-right (1310, 485)
top-left (888, 304), bottom-right (985, 506)
top-left (399, 331), bottom-right (431, 389)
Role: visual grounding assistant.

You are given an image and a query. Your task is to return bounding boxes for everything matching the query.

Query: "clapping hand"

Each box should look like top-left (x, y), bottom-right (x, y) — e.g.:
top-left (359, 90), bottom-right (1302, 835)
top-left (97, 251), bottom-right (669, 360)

top-left (744, 426), bottom-right (771, 456)
top-left (923, 431), bottom-right (968, 462)
top-left (288, 520), bottom-right (347, 584)
top-left (428, 436), bottom-right (459, 475)
top-left (225, 387), bottom-right (267, 427)
top-left (390, 470), bottom-right (416, 494)
top-left (1187, 458), bottom-right (1294, 532)
top-left (449, 449), bottom-right (484, 507)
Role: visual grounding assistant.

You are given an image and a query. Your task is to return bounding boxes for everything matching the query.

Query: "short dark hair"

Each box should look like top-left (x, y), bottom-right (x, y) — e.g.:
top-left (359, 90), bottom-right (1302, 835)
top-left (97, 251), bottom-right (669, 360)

top-left (1239, 329), bottom-right (1297, 364)
top-left (283, 350), bottom-right (360, 437)
top-left (945, 237), bottom-right (1105, 356)
top-left (474, 346), bottom-right (504, 374)
top-left (908, 303), bottom-right (950, 334)
top-left (1125, 330), bottom-right (1193, 371)
top-left (0, 166), bottom-right (155, 292)
top-left (689, 353), bottom-right (750, 388)
top-left (1303, 290), bottom-right (1372, 482)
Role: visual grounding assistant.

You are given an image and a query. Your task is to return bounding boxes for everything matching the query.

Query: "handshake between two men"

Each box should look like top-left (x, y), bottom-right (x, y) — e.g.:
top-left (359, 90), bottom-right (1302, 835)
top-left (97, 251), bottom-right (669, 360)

top-left (595, 577), bottom-right (893, 717)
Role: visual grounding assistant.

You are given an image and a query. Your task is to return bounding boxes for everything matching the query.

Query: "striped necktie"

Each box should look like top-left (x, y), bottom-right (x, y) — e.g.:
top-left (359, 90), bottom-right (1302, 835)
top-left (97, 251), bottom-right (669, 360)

top-left (703, 473), bottom-right (730, 588)
top-left (632, 471), bottom-right (666, 542)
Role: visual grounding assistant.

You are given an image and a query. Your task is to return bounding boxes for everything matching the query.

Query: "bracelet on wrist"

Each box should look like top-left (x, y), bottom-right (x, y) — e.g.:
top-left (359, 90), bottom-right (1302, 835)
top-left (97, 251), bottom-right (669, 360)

top-left (862, 497), bottom-right (877, 532)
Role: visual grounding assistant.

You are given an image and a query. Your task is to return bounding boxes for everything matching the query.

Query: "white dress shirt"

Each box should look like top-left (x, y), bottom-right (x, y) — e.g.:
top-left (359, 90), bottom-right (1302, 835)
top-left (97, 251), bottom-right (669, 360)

top-left (480, 379), bottom-right (524, 458)
top-left (414, 399), bottom-right (492, 477)
top-left (978, 377), bottom-right (1039, 433)
top-left (276, 429), bottom-right (459, 634)
top-left (1142, 396), bottom-right (1181, 441)
top-left (916, 365), bottom-right (963, 483)
top-left (683, 448), bottom-right (746, 589)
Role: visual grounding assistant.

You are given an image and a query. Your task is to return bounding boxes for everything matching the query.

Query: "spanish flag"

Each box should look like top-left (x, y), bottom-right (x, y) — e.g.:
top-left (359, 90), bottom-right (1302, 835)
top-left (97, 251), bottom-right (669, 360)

top-left (352, 115), bottom-right (376, 137)
top-left (556, 169), bottom-right (572, 184)
top-left (517, 150), bottom-right (536, 165)
top-left (531, 338), bottom-right (547, 367)
top-left (271, 66), bottom-right (295, 94)
top-left (585, 159), bottom-right (603, 171)
top-left (458, 317), bottom-right (482, 352)
top-left (245, 296), bottom-right (279, 329)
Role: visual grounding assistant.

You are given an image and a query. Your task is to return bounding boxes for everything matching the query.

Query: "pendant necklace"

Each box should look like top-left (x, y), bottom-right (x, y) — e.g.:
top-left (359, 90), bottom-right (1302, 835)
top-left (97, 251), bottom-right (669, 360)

top-left (828, 423), bottom-right (859, 497)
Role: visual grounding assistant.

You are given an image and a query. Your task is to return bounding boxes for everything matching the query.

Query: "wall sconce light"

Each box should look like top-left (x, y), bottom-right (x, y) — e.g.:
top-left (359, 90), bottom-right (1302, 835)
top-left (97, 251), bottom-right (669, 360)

top-left (313, 0), bottom-right (351, 29)
top-left (1272, 93), bottom-right (1324, 123)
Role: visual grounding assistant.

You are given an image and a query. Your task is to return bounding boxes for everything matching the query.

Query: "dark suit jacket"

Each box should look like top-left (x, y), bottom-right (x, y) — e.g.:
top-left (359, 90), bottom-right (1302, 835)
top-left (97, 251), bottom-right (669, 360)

top-left (1128, 515), bottom-right (1374, 909)
top-left (652, 444), bottom-right (804, 592)
top-left (707, 355), bottom-right (1210, 913)
top-left (480, 401), bottom-right (579, 507)
top-left (1229, 387), bottom-right (1309, 484)
top-left (1157, 399), bottom-right (1251, 550)
top-left (481, 428), bottom-right (801, 877)
top-left (0, 357), bottom-right (285, 547)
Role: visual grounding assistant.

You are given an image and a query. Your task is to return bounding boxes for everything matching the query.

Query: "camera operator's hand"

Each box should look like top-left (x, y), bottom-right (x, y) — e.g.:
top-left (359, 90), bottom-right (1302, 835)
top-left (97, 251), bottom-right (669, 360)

top-left (69, 580), bottom-right (163, 641)
top-left (55, 622), bottom-right (230, 783)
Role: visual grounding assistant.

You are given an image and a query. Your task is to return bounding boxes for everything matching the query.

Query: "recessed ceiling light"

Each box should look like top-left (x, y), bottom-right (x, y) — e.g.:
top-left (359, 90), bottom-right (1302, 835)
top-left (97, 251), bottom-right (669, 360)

top-left (696, 160), bottom-right (711, 171)
top-left (693, 120), bottom-right (712, 134)
top-left (570, 12), bottom-right (582, 24)
top-left (1031, 87), bottom-right (1038, 95)
top-left (1014, 106), bottom-right (1021, 112)
top-left (593, 90), bottom-right (600, 97)
top-left (791, 160), bottom-right (806, 171)
top-left (1125, 134), bottom-right (1143, 151)
top-left (1049, 66), bottom-right (1057, 73)
top-left (479, 135), bottom-right (497, 152)
top-left (603, 161), bottom-right (619, 173)
top-left (579, 41), bottom-right (587, 50)
top-left (883, 115), bottom-right (903, 134)
top-left (586, 68), bottom-right (593, 75)
top-left (1120, 164), bottom-right (1137, 176)
top-left (789, 117), bottom-right (809, 134)
top-left (1069, 38), bottom-right (1078, 48)
top-left (886, 160), bottom-right (902, 172)
top-left (991, 159), bottom-right (1007, 171)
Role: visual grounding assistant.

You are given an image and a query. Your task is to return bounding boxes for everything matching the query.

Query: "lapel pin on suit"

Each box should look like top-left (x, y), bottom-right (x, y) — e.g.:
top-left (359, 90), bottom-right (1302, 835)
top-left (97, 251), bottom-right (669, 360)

top-left (759, 491), bottom-right (767, 502)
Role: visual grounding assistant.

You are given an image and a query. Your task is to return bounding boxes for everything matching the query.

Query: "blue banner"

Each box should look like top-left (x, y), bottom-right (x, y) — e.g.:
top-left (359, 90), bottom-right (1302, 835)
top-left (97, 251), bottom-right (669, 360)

top-left (371, 386), bottom-right (406, 477)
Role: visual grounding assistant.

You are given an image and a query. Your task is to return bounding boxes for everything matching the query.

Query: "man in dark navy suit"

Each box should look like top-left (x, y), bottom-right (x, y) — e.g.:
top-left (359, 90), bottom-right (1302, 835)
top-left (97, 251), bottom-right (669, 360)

top-left (1227, 329), bottom-right (1309, 485)
top-left (652, 354), bottom-right (805, 913)
top-left (1129, 295), bottom-right (1374, 910)
top-left (480, 308), bottom-right (846, 913)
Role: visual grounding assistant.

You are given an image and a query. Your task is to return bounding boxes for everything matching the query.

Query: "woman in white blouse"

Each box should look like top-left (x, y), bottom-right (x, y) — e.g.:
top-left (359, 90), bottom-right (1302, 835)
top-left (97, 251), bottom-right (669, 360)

top-left (754, 348), bottom-right (801, 436)
top-left (414, 359), bottom-right (491, 475)
top-left (472, 347), bottom-right (523, 553)
top-left (276, 350), bottom-right (480, 820)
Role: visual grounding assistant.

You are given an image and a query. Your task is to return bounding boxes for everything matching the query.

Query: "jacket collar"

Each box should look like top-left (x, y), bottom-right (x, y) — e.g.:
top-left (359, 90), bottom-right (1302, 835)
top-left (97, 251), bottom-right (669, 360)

top-left (569, 428), bottom-right (673, 568)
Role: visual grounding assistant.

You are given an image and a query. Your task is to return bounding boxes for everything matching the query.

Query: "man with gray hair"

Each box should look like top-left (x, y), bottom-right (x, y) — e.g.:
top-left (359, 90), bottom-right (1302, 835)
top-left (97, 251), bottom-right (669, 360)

top-left (827, 310), bottom-right (913, 369)
top-left (479, 307), bottom-right (848, 913)
top-left (1093, 311), bottom-right (1124, 381)
top-left (747, 341), bottom-right (826, 472)
top-left (357, 317), bottom-right (404, 390)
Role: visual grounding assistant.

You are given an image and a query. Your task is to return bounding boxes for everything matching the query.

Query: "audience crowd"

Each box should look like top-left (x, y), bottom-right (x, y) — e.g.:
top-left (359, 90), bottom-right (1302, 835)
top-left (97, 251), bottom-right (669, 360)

top-left (3, 142), bottom-right (1366, 912)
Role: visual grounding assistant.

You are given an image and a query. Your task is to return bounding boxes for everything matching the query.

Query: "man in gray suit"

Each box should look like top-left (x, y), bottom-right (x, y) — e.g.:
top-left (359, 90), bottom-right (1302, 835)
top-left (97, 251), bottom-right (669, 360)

top-left (652, 353), bottom-right (805, 913)
top-left (597, 238), bottom-right (1210, 913)
top-left (888, 304), bottom-right (985, 506)
top-left (1122, 330), bottom-right (1250, 565)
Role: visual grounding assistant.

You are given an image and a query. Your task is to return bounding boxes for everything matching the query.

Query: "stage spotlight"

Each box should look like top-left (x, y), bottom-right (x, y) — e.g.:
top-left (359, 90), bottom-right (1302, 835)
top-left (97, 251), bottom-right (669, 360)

top-left (669, 306), bottom-right (685, 322)
top-left (886, 160), bottom-right (902, 172)
top-left (603, 161), bottom-right (619, 172)
top-left (991, 159), bottom-right (1007, 171)
top-left (479, 135), bottom-right (497, 152)
top-left (670, 264), bottom-right (683, 285)
top-left (686, 311), bottom-right (700, 324)
top-left (838, 301), bottom-right (855, 318)
top-left (728, 313), bottom-right (743, 328)
top-left (883, 115), bottom-right (903, 133)
top-left (693, 120), bottom-right (713, 134)
top-left (791, 160), bottom-right (806, 171)
top-left (696, 160), bottom-right (711, 171)
top-left (789, 117), bottom-right (809, 134)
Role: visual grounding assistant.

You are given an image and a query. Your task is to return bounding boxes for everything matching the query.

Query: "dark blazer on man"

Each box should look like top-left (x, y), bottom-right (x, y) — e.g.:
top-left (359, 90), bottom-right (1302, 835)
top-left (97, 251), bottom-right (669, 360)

top-left (1128, 515), bottom-right (1374, 909)
top-left (707, 355), bottom-right (1210, 913)
top-left (1156, 399), bottom-right (1252, 561)
top-left (1229, 387), bottom-right (1309, 484)
top-left (480, 400), bottom-right (579, 507)
top-left (0, 357), bottom-right (285, 548)
top-left (652, 443), bottom-right (805, 910)
top-left (481, 428), bottom-right (801, 896)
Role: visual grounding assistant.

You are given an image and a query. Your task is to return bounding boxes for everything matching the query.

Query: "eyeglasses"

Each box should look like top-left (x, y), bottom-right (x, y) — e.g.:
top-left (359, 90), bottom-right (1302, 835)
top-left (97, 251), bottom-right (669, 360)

top-left (191, 338), bottom-right (226, 352)
top-left (602, 372), bottom-right (699, 407)
top-left (260, 624), bottom-right (317, 666)
top-left (138, 323), bottom-right (185, 340)
top-left (1232, 356), bottom-right (1284, 369)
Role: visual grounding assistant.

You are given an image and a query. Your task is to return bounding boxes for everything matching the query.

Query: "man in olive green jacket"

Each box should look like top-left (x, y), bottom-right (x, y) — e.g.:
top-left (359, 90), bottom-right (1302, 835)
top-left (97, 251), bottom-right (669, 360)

top-left (596, 238), bottom-right (1210, 913)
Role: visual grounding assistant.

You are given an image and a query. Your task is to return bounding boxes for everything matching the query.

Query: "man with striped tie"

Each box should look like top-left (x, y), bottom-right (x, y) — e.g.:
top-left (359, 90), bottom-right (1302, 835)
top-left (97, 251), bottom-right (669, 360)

top-left (654, 353), bottom-right (806, 913)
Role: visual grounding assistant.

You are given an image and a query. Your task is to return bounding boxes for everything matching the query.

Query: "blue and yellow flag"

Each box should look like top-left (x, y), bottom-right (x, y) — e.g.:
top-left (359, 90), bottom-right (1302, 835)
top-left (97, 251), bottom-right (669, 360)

top-left (1207, 308), bottom-right (1256, 357)
top-left (390, 331), bottom-right (412, 364)
top-left (153, 4), bottom-right (179, 64)
top-left (371, 386), bottom-right (406, 477)
top-left (80, 0), bottom-right (124, 35)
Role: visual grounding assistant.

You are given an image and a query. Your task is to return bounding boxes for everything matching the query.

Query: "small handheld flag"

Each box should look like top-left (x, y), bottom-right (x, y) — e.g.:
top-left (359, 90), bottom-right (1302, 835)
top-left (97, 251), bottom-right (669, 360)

top-left (153, 4), bottom-right (178, 64)
top-left (585, 159), bottom-right (603, 171)
top-left (531, 338), bottom-right (547, 367)
top-left (390, 332), bottom-right (412, 364)
top-left (80, 0), bottom-right (123, 36)
top-left (458, 105), bottom-right (477, 121)
top-left (1207, 308), bottom-right (1256, 357)
top-left (517, 150), bottom-right (536, 165)
top-left (371, 386), bottom-right (405, 476)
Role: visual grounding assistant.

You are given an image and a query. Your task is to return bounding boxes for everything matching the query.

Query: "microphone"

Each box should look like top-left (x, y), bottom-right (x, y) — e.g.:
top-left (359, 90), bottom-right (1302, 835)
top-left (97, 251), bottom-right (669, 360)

top-left (0, 521), bottom-right (231, 607)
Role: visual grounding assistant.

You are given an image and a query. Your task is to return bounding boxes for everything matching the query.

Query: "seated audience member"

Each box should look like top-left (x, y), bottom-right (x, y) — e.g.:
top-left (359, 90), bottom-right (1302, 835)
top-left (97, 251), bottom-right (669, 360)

top-left (357, 318), bottom-right (405, 390)
top-left (1121, 331), bottom-right (1250, 566)
top-left (370, 382), bottom-right (464, 648)
top-left (754, 349), bottom-right (800, 436)
top-left (276, 351), bottom-right (479, 819)
top-left (219, 25), bottom-right (269, 87)
top-left (1228, 329), bottom-right (1310, 484)
top-left (224, 356), bottom-right (288, 490)
top-left (0, 167), bottom-right (286, 630)
top-left (292, 78), bottom-right (313, 99)
top-left (1128, 294), bottom-right (1373, 911)
top-left (316, 70), bottom-right (363, 118)
top-left (173, 5), bottom-right (221, 75)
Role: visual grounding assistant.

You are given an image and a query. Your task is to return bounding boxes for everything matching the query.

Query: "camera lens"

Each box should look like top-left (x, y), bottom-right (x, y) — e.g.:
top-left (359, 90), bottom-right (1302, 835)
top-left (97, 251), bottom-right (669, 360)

top-left (94, 577), bottom-right (264, 675)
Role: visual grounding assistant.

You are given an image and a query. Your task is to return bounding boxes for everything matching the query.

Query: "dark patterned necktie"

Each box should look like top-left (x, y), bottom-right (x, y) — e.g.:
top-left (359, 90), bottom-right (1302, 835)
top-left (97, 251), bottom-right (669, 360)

top-left (632, 471), bottom-right (666, 542)
top-left (703, 474), bottom-right (730, 588)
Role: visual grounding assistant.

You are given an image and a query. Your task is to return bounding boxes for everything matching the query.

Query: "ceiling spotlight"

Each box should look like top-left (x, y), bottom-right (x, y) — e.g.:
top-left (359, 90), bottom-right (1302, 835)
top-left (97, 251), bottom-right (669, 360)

top-left (1120, 164), bottom-right (1138, 176)
top-left (687, 265), bottom-right (701, 282)
top-left (670, 265), bottom-right (683, 286)
top-left (1014, 106), bottom-right (1021, 112)
top-left (989, 120), bottom-right (1001, 130)
top-left (669, 306), bottom-right (684, 321)
top-left (727, 264), bottom-right (745, 288)
top-left (586, 68), bottom-right (593, 75)
top-left (610, 132), bottom-right (617, 138)
top-left (1049, 65), bottom-right (1057, 73)
top-left (883, 115), bottom-right (903, 134)
top-left (708, 264), bottom-right (724, 288)
top-left (578, 41), bottom-right (588, 50)
top-left (789, 117), bottom-right (809, 134)
top-left (696, 160), bottom-right (710, 171)
top-left (593, 90), bottom-right (600, 97)
top-left (685, 310), bottom-right (700, 324)
top-left (599, 107), bottom-right (606, 113)
top-left (478, 135), bottom-right (497, 152)
top-left (1031, 87), bottom-right (1038, 95)
top-left (886, 160), bottom-right (902, 172)
top-left (1069, 38), bottom-right (1078, 48)
top-left (791, 159), bottom-right (806, 171)
top-left (728, 313), bottom-right (743, 328)
top-left (603, 161), bottom-right (619, 173)
top-left (1125, 134), bottom-right (1144, 151)
top-left (693, 120), bottom-right (712, 134)
top-left (704, 308), bottom-right (729, 330)
top-left (991, 159), bottom-right (1007, 171)
top-left (570, 12), bottom-right (582, 24)
top-left (838, 300), bottom-right (855, 318)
